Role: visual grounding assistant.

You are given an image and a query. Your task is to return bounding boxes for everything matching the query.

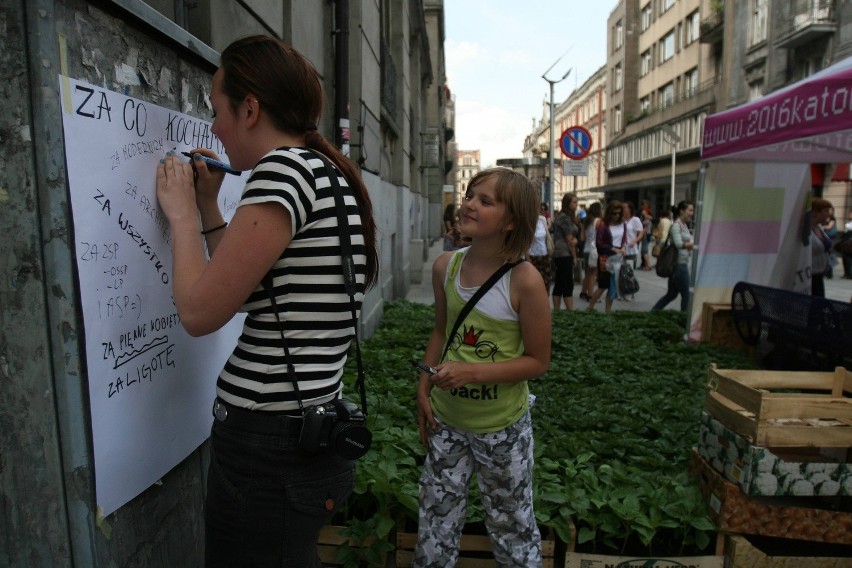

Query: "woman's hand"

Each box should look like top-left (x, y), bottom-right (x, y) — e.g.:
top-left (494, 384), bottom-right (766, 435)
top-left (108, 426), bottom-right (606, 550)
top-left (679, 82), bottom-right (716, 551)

top-left (185, 148), bottom-right (226, 210)
top-left (156, 152), bottom-right (198, 225)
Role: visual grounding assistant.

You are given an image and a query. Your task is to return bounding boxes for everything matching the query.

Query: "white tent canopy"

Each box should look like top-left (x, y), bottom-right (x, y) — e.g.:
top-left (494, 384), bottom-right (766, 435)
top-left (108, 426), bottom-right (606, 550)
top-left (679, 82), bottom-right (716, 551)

top-left (689, 56), bottom-right (852, 340)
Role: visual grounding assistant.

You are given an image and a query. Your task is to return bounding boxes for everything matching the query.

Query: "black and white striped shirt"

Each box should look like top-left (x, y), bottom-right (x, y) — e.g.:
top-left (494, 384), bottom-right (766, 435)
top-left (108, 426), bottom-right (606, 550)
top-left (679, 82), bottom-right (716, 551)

top-left (216, 147), bottom-right (366, 413)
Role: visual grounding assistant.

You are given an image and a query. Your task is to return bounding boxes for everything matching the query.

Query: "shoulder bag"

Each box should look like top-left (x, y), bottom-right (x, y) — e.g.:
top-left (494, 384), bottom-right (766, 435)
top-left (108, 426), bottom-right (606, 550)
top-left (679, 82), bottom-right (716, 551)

top-left (655, 230), bottom-right (678, 278)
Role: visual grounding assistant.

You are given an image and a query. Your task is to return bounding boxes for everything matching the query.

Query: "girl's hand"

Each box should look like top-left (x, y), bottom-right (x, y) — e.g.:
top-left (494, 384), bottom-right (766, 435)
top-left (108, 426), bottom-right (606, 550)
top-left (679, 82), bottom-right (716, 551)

top-left (429, 362), bottom-right (472, 391)
top-left (185, 148), bottom-right (226, 209)
top-left (156, 152), bottom-right (198, 225)
top-left (417, 391), bottom-right (436, 447)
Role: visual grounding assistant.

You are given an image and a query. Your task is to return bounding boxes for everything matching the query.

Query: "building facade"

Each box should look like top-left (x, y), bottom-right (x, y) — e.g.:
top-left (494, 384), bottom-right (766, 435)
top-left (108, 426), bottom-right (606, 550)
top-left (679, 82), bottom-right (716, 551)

top-left (1, 1), bottom-right (447, 564)
top-left (605, 0), bottom-right (715, 218)
top-left (455, 149), bottom-right (482, 200)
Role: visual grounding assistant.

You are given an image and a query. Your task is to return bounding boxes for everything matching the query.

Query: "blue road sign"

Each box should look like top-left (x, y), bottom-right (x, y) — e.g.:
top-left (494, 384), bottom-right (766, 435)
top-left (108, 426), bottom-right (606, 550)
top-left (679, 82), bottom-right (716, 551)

top-left (560, 126), bottom-right (592, 159)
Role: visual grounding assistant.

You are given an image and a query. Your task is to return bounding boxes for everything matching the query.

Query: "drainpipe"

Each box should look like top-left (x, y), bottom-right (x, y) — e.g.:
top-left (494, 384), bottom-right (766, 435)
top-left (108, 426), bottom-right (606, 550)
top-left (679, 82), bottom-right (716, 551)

top-left (334, 0), bottom-right (350, 153)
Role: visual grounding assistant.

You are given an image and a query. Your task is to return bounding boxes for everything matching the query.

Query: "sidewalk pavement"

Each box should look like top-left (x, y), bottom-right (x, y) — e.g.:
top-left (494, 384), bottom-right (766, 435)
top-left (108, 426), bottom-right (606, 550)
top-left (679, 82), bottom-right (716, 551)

top-left (406, 239), bottom-right (852, 310)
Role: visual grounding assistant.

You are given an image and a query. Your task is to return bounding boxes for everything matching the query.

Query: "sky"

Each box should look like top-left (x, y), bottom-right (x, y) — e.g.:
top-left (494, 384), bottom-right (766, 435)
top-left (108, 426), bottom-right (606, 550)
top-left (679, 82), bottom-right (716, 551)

top-left (444, 0), bottom-right (617, 168)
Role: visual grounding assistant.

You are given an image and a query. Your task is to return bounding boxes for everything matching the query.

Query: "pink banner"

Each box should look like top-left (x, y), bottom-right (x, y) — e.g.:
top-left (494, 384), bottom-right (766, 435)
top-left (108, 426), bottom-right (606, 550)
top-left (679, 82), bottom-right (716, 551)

top-left (702, 61), bottom-right (852, 160)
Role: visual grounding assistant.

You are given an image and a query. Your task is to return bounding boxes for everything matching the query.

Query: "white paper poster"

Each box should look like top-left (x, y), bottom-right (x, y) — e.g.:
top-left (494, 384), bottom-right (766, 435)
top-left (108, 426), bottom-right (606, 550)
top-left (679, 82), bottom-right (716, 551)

top-left (59, 76), bottom-right (246, 516)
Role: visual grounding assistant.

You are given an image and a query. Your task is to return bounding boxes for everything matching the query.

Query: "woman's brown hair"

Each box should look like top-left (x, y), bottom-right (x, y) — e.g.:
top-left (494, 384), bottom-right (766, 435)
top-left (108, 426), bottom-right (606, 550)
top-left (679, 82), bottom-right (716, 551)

top-left (603, 200), bottom-right (624, 225)
top-left (219, 35), bottom-right (379, 287)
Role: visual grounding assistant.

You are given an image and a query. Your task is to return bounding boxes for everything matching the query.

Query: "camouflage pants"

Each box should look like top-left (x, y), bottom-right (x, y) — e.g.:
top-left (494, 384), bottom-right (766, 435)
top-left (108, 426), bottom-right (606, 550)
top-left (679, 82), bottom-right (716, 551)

top-left (412, 412), bottom-right (541, 568)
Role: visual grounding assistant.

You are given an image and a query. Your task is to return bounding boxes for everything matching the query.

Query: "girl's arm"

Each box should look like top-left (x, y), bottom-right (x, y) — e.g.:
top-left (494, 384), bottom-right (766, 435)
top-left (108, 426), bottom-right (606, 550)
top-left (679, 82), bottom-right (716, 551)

top-left (417, 251), bottom-right (453, 446)
top-left (157, 154), bottom-right (291, 337)
top-left (429, 262), bottom-right (551, 390)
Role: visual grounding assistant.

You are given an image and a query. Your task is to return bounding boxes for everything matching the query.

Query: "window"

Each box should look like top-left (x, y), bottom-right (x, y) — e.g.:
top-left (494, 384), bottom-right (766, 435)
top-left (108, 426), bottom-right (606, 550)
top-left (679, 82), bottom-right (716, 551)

top-left (660, 82), bottom-right (674, 108)
top-left (685, 68), bottom-right (698, 97)
top-left (686, 11), bottom-right (700, 44)
top-left (640, 96), bottom-right (650, 113)
top-left (748, 79), bottom-right (764, 101)
top-left (749, 0), bottom-right (768, 46)
top-left (641, 50), bottom-right (652, 76)
top-left (615, 19), bottom-right (624, 50)
top-left (662, 0), bottom-right (676, 13)
top-left (614, 64), bottom-right (623, 92)
top-left (614, 106), bottom-right (622, 132)
top-left (659, 31), bottom-right (675, 63)
top-left (641, 3), bottom-right (652, 32)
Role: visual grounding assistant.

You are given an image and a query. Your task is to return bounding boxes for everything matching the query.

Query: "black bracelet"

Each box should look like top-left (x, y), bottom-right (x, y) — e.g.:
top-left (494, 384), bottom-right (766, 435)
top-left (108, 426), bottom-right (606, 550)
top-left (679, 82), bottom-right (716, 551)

top-left (201, 222), bottom-right (227, 235)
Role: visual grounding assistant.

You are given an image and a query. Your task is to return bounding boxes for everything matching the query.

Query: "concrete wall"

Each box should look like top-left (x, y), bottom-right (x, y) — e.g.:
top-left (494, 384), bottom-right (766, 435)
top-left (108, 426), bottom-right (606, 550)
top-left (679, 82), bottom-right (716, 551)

top-left (1, 0), bottom-right (442, 564)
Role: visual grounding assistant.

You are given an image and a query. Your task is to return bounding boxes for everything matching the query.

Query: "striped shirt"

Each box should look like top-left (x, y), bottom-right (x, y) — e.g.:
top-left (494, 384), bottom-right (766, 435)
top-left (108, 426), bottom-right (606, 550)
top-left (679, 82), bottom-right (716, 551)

top-left (216, 147), bottom-right (366, 413)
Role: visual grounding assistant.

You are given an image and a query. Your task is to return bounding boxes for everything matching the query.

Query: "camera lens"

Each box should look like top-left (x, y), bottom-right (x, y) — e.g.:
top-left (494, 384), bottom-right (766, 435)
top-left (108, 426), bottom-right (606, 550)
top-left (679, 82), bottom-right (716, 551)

top-left (333, 422), bottom-right (372, 460)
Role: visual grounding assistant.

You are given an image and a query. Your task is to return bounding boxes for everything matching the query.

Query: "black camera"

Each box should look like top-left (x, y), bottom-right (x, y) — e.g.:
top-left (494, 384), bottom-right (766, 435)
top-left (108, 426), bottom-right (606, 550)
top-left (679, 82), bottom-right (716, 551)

top-left (299, 398), bottom-right (372, 460)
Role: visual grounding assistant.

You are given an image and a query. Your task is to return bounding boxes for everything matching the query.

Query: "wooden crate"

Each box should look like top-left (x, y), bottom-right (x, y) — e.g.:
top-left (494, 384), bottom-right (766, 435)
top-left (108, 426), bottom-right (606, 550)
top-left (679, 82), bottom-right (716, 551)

top-left (395, 527), bottom-right (556, 568)
top-left (701, 302), bottom-right (752, 353)
top-left (563, 517), bottom-right (725, 568)
top-left (726, 534), bottom-right (852, 568)
top-left (704, 365), bottom-right (852, 447)
top-left (691, 450), bottom-right (852, 545)
top-left (318, 524), bottom-right (382, 567)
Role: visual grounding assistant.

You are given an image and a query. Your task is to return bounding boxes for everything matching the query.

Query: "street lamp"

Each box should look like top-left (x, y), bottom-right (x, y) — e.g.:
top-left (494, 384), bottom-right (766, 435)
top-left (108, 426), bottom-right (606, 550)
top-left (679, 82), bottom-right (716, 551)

top-left (661, 124), bottom-right (681, 207)
top-left (542, 52), bottom-right (571, 214)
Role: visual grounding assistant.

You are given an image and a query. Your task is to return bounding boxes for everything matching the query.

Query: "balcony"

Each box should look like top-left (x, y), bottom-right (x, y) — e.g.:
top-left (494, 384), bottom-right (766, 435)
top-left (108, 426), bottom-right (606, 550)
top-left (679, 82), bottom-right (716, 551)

top-left (776, 1), bottom-right (835, 48)
top-left (699, 7), bottom-right (723, 44)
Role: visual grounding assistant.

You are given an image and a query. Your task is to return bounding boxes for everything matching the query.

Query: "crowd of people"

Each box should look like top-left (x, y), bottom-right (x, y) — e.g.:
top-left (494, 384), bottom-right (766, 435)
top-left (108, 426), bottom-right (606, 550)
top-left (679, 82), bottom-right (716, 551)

top-left (519, 196), bottom-right (698, 313)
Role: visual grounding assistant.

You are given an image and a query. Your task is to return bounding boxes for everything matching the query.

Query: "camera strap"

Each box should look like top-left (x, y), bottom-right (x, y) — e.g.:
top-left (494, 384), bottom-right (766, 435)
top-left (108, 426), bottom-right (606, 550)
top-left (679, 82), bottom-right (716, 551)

top-left (260, 151), bottom-right (368, 416)
top-left (440, 259), bottom-right (522, 363)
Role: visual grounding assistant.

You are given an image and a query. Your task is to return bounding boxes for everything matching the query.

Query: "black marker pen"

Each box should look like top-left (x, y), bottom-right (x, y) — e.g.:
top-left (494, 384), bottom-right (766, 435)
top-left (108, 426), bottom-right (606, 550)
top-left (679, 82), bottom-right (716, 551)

top-left (181, 151), bottom-right (241, 176)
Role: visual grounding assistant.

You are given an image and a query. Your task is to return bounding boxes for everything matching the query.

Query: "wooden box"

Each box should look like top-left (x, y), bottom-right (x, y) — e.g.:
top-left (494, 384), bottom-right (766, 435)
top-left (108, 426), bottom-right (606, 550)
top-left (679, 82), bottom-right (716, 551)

top-left (395, 527), bottom-right (556, 568)
top-left (318, 524), bottom-right (383, 567)
top-left (691, 450), bottom-right (852, 545)
top-left (697, 411), bottom-right (850, 497)
top-left (726, 534), bottom-right (852, 568)
top-left (704, 366), bottom-right (852, 447)
top-left (701, 302), bottom-right (752, 353)
top-left (563, 517), bottom-right (725, 568)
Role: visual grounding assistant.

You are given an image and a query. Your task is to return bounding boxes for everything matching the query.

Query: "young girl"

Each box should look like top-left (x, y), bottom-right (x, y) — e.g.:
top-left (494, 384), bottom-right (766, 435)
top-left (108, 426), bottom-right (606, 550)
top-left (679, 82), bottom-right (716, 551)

top-left (413, 168), bottom-right (551, 567)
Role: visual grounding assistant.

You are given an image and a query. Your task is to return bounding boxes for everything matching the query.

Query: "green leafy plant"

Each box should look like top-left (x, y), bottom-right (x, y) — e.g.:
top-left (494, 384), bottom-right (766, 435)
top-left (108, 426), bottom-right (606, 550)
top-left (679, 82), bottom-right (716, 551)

top-left (333, 301), bottom-right (754, 563)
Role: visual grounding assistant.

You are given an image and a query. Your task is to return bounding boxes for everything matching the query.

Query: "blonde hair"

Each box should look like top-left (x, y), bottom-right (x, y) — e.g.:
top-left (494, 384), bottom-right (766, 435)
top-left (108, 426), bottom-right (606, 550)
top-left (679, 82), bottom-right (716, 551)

top-left (465, 168), bottom-right (539, 261)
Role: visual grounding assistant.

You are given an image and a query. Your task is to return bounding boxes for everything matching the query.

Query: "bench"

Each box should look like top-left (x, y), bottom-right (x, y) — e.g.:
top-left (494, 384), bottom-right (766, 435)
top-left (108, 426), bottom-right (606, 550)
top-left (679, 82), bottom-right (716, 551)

top-left (730, 281), bottom-right (852, 371)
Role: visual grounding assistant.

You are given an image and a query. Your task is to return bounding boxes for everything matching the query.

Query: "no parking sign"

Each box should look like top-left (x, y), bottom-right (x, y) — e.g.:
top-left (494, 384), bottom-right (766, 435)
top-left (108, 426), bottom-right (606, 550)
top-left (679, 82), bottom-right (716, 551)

top-left (560, 126), bottom-right (592, 159)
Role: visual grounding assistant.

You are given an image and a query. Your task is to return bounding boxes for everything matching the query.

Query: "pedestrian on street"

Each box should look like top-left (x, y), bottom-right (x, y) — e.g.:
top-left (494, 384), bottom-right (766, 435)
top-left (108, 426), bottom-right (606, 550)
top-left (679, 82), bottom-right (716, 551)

top-left (587, 201), bottom-right (627, 313)
top-left (551, 192), bottom-right (582, 310)
top-left (810, 198), bottom-right (834, 297)
top-left (651, 201), bottom-right (694, 312)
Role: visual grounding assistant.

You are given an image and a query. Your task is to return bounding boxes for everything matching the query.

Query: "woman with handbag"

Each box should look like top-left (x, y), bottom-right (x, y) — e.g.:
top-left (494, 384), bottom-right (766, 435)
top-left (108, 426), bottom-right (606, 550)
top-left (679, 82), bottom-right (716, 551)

top-left (551, 192), bottom-right (582, 310)
top-left (156, 36), bottom-right (379, 567)
top-left (580, 202), bottom-right (602, 301)
top-left (651, 201), bottom-right (695, 312)
top-left (587, 200), bottom-right (627, 313)
top-left (528, 210), bottom-right (553, 293)
top-left (810, 198), bottom-right (834, 297)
